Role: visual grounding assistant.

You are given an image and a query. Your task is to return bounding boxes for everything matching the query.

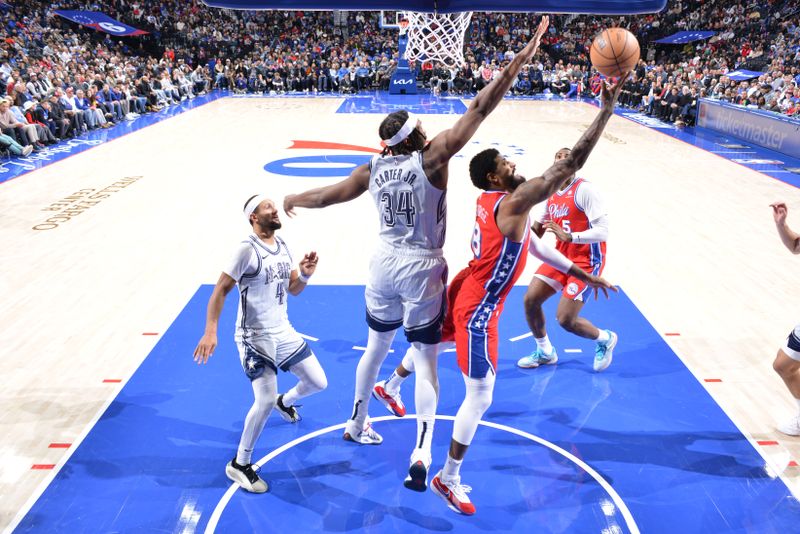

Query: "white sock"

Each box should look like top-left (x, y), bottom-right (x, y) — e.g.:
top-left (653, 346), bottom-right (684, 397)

top-left (283, 355), bottom-right (328, 407)
top-left (384, 370), bottom-right (406, 395)
top-left (411, 342), bottom-right (439, 453)
top-left (349, 328), bottom-right (396, 430)
top-left (595, 329), bottom-right (610, 343)
top-left (795, 398), bottom-right (800, 413)
top-left (416, 416), bottom-right (435, 452)
top-left (236, 374), bottom-right (277, 465)
top-left (442, 455), bottom-right (463, 482)
top-left (535, 335), bottom-right (553, 354)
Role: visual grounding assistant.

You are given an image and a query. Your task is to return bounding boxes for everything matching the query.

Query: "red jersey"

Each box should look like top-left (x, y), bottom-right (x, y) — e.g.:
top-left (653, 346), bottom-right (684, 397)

top-left (542, 178), bottom-right (606, 266)
top-left (467, 191), bottom-right (530, 301)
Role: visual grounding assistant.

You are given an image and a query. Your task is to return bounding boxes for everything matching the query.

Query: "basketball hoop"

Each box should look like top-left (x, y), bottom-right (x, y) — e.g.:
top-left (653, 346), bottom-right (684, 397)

top-left (401, 11), bottom-right (473, 67)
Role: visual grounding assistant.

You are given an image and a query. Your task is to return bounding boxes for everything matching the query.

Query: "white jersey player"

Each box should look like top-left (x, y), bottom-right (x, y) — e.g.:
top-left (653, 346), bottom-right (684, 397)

top-left (770, 202), bottom-right (800, 436)
top-left (193, 195), bottom-right (327, 494)
top-left (283, 16), bottom-right (551, 495)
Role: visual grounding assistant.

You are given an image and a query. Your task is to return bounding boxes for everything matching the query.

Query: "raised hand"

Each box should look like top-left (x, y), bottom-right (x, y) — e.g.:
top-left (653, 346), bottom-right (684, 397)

top-left (600, 71), bottom-right (631, 109)
top-left (299, 251), bottom-right (318, 277)
top-left (771, 202), bottom-right (788, 225)
top-left (532, 16), bottom-right (550, 47)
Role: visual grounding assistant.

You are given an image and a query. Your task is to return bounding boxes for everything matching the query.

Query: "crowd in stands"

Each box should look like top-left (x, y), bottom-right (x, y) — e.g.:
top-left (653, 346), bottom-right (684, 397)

top-left (0, 0), bottom-right (797, 158)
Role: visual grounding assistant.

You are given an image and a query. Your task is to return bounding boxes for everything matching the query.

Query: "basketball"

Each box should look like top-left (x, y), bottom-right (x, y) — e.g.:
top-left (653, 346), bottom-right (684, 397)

top-left (590, 28), bottom-right (640, 77)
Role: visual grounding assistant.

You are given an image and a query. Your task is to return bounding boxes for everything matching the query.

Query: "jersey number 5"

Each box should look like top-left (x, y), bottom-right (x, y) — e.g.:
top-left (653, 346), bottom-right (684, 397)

top-left (380, 190), bottom-right (416, 227)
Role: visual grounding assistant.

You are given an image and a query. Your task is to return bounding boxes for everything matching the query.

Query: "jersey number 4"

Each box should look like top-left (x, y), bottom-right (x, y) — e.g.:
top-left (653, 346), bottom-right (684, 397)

top-left (381, 190), bottom-right (416, 227)
top-left (275, 283), bottom-right (285, 305)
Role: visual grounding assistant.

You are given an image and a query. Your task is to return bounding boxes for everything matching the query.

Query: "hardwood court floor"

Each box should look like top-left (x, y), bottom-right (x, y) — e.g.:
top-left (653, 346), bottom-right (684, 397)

top-left (1, 95), bottom-right (799, 531)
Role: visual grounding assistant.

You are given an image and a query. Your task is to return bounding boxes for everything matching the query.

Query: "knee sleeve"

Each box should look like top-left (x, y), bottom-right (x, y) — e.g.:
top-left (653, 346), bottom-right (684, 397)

top-left (290, 355), bottom-right (328, 394)
top-left (452, 374), bottom-right (495, 446)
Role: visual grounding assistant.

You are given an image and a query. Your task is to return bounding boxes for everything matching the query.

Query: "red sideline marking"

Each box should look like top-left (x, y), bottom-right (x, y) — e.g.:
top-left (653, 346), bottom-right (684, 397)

top-left (757, 440), bottom-right (779, 446)
top-left (664, 333), bottom-right (681, 336)
top-left (789, 461), bottom-right (799, 467)
top-left (142, 332), bottom-right (159, 336)
top-left (704, 378), bottom-right (722, 383)
top-left (103, 379), bottom-right (122, 383)
top-left (48, 443), bottom-right (71, 449)
top-left (31, 464), bottom-right (55, 470)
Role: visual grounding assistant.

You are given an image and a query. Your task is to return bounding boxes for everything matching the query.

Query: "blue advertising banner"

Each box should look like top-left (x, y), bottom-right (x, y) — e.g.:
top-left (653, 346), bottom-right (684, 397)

top-left (54, 10), bottom-right (148, 36)
top-left (654, 31), bottom-right (716, 44)
top-left (698, 98), bottom-right (800, 159)
top-left (726, 70), bottom-right (765, 81)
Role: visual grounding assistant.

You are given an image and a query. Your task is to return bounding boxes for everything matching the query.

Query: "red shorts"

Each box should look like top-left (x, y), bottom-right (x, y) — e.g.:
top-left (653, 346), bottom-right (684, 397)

top-left (535, 259), bottom-right (605, 301)
top-left (443, 268), bottom-right (502, 378)
top-left (441, 267), bottom-right (469, 343)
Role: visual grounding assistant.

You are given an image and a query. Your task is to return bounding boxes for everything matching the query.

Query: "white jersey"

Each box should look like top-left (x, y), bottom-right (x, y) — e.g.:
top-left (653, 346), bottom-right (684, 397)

top-left (368, 151), bottom-right (447, 251)
top-left (223, 234), bottom-right (294, 332)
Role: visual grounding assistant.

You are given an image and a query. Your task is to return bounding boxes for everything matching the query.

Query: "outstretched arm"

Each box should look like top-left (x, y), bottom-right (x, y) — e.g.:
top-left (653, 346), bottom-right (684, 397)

top-left (502, 73), bottom-right (629, 220)
top-left (772, 202), bottom-right (800, 254)
top-left (424, 16), bottom-right (550, 170)
top-left (284, 163), bottom-right (371, 216)
top-left (193, 272), bottom-right (236, 364)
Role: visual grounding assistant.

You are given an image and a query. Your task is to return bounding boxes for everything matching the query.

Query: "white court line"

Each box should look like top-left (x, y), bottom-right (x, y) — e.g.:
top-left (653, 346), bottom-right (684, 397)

top-left (564, 349), bottom-right (582, 353)
top-left (765, 170), bottom-right (796, 173)
top-left (298, 333), bottom-right (318, 341)
top-left (442, 347), bottom-right (457, 352)
top-left (509, 332), bottom-right (533, 342)
top-left (710, 151), bottom-right (756, 154)
top-left (352, 345), bottom-right (394, 353)
top-left (203, 415), bottom-right (640, 534)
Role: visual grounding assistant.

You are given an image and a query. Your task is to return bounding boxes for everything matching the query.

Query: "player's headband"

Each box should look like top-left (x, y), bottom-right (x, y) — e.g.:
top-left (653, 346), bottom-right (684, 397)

top-left (244, 195), bottom-right (266, 221)
top-left (384, 114), bottom-right (419, 147)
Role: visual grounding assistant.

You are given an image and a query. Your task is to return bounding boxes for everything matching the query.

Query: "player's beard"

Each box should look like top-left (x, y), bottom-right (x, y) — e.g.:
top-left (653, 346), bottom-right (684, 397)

top-left (506, 174), bottom-right (526, 192)
top-left (257, 214), bottom-right (282, 231)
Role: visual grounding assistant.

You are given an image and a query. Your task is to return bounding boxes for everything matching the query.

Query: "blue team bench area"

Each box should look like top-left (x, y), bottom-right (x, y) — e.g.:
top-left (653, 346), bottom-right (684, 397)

top-left (13, 285), bottom-right (800, 533)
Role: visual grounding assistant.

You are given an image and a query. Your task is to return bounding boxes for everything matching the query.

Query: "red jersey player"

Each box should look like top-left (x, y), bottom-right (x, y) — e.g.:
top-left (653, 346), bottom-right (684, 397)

top-left (426, 76), bottom-right (627, 515)
top-left (517, 147), bottom-right (616, 372)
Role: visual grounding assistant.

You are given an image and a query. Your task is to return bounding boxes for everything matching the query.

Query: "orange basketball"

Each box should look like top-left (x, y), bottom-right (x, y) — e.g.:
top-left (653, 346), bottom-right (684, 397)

top-left (590, 28), bottom-right (640, 78)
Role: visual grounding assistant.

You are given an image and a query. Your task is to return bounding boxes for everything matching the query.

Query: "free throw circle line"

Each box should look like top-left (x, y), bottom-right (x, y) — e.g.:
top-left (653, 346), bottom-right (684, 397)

top-left (204, 414), bottom-right (639, 533)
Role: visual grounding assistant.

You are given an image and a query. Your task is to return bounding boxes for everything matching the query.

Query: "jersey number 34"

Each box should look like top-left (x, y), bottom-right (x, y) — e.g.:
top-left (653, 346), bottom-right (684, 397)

top-left (381, 190), bottom-right (416, 227)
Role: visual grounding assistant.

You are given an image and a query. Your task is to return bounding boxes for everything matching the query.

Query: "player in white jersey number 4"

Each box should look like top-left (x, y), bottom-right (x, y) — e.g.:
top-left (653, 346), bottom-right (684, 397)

top-left (193, 195), bottom-right (328, 493)
top-left (284, 16), bottom-right (552, 500)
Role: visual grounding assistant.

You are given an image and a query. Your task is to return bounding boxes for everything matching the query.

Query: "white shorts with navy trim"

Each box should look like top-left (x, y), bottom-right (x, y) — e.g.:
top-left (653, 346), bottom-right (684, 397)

top-left (235, 325), bottom-right (311, 380)
top-left (783, 324), bottom-right (800, 362)
top-left (365, 247), bottom-right (447, 344)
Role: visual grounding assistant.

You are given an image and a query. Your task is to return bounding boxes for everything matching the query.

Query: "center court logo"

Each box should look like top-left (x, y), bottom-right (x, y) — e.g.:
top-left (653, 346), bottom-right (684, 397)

top-left (263, 140), bottom-right (379, 178)
top-left (263, 139), bottom-right (529, 178)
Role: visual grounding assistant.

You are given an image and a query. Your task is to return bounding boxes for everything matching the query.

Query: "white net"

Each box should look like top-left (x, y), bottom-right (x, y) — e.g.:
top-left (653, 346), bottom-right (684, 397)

top-left (401, 11), bottom-right (473, 67)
